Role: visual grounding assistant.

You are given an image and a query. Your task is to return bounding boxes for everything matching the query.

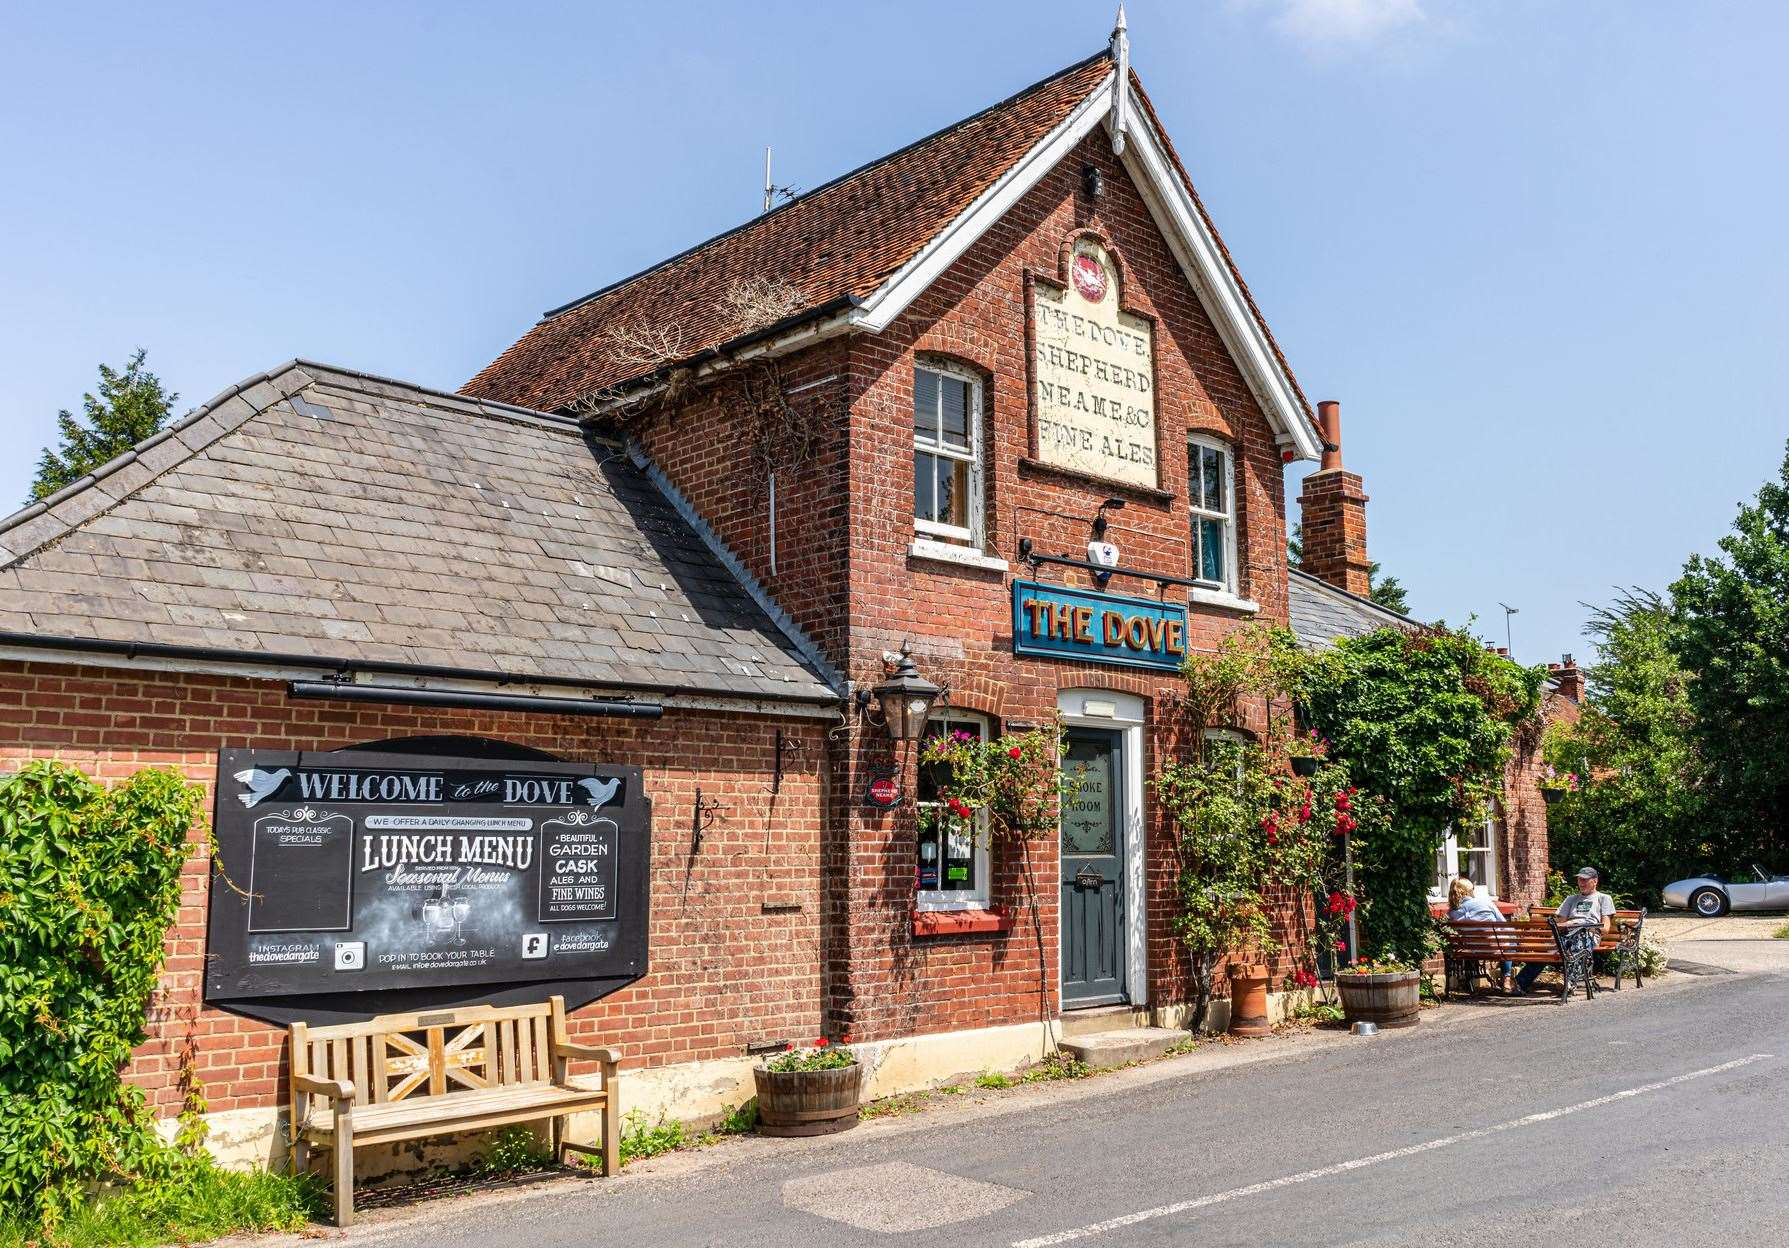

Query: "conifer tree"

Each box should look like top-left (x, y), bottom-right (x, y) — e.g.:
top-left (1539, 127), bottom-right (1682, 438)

top-left (29, 350), bottom-right (176, 503)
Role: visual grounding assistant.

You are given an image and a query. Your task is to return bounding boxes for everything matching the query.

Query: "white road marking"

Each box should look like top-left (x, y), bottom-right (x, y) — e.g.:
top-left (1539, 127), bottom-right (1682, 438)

top-left (1012, 1053), bottom-right (1775, 1247)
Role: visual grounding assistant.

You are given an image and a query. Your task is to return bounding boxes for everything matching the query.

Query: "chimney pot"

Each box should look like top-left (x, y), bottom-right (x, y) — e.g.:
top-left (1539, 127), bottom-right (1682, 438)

top-left (1317, 401), bottom-right (1343, 473)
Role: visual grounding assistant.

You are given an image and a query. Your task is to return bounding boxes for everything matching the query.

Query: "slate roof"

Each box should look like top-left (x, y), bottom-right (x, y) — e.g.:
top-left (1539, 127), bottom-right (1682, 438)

top-left (0, 362), bottom-right (835, 704)
top-left (462, 52), bottom-right (1315, 428)
top-left (1287, 568), bottom-right (1415, 650)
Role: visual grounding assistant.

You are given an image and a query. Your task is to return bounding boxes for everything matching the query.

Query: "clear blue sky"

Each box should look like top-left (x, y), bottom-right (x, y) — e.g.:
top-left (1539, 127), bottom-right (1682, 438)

top-left (3, 1), bottom-right (1784, 667)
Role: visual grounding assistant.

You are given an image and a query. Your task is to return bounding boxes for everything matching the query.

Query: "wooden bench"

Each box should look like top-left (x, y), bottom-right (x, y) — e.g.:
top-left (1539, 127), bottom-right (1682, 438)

top-left (1440, 917), bottom-right (1596, 1003)
top-left (1528, 905), bottom-right (1649, 989)
top-left (288, 996), bottom-right (620, 1227)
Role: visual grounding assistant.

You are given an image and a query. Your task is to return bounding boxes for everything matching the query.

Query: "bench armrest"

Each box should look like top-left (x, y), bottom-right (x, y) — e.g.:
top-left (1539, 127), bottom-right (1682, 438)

top-left (294, 1074), bottom-right (356, 1103)
top-left (554, 1041), bottom-right (621, 1065)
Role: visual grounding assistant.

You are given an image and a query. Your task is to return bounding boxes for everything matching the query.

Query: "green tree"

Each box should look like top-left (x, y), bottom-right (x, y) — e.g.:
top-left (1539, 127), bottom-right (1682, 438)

top-left (1543, 590), bottom-right (1705, 904)
top-left (1299, 627), bottom-right (1543, 961)
top-left (29, 349), bottom-right (177, 503)
top-left (1669, 441), bottom-right (1789, 863)
top-left (1286, 523), bottom-right (1410, 615)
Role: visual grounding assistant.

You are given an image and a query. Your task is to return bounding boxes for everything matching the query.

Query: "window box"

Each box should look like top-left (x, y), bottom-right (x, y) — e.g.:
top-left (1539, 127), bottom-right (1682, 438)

top-left (912, 908), bottom-right (1013, 937)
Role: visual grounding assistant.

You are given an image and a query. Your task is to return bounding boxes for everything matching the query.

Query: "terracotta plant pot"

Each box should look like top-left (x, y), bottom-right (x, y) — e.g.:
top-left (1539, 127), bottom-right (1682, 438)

top-left (1290, 755), bottom-right (1319, 777)
top-left (1336, 969), bottom-right (1421, 1029)
top-left (1226, 962), bottom-right (1273, 1037)
top-left (753, 1062), bottom-right (864, 1136)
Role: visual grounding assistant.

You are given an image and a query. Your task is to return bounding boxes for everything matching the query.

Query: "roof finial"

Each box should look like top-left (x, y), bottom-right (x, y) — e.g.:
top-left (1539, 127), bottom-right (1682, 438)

top-left (1109, 4), bottom-right (1130, 156)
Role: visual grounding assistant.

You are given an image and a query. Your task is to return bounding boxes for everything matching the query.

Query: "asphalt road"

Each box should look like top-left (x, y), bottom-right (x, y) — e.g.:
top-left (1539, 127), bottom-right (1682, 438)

top-left (337, 962), bottom-right (1789, 1248)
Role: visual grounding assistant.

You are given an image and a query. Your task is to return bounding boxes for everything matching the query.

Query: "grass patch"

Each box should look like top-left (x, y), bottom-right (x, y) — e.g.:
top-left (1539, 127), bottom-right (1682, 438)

top-left (859, 1092), bottom-right (928, 1120)
top-left (475, 1125), bottom-right (557, 1177)
top-left (617, 1110), bottom-right (689, 1165)
top-left (1019, 1054), bottom-right (1091, 1083)
top-left (0, 1162), bottom-right (321, 1248)
top-left (1774, 921), bottom-right (1789, 940)
top-left (974, 1072), bottom-right (1014, 1090)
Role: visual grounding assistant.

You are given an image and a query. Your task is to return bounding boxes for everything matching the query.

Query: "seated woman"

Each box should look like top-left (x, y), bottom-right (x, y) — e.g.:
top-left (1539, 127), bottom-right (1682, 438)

top-left (1447, 876), bottom-right (1513, 990)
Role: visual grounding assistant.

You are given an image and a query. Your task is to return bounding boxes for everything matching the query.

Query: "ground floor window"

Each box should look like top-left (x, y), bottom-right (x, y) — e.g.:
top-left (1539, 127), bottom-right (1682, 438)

top-left (916, 712), bottom-right (992, 910)
top-left (1432, 807), bottom-right (1501, 900)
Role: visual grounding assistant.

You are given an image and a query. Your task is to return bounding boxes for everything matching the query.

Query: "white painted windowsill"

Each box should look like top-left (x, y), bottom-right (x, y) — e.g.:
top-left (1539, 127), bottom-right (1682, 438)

top-left (1189, 586), bottom-right (1261, 614)
top-left (908, 538), bottom-right (1010, 573)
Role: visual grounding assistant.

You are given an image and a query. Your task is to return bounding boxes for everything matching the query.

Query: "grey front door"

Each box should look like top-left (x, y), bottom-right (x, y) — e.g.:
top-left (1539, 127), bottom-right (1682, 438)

top-left (1061, 727), bottom-right (1127, 1008)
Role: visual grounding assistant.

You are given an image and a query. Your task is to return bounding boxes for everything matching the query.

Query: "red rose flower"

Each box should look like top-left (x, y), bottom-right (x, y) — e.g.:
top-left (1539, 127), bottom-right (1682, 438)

top-left (815, 1037), bottom-right (828, 1047)
top-left (1008, 746), bottom-right (1024, 759)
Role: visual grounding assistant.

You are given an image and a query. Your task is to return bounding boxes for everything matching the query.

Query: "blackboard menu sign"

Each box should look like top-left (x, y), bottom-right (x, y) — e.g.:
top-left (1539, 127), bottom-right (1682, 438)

top-left (204, 747), bottom-right (651, 1025)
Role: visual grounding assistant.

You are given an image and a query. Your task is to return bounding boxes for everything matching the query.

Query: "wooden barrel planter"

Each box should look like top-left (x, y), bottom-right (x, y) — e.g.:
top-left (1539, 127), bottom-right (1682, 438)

top-left (1226, 963), bottom-right (1273, 1037)
top-left (1336, 969), bottom-right (1421, 1028)
top-left (754, 1062), bottom-right (864, 1137)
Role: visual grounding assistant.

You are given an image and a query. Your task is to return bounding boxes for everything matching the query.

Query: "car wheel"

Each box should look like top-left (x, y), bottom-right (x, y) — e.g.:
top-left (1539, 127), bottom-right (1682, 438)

top-left (1690, 887), bottom-right (1729, 917)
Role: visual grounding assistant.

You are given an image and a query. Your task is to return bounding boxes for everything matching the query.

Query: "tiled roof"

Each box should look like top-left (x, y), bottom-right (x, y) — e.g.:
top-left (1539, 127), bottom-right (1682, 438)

top-left (462, 53), bottom-right (1116, 411)
top-left (1287, 568), bottom-right (1415, 650)
top-left (0, 362), bottom-right (835, 704)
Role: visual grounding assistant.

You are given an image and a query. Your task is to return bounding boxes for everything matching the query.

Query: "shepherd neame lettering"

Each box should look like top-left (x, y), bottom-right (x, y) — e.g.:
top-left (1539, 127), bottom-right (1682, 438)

top-left (1031, 241), bottom-right (1158, 489)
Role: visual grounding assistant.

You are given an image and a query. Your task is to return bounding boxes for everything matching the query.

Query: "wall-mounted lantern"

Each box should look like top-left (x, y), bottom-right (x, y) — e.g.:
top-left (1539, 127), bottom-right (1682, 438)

top-left (856, 642), bottom-right (943, 742)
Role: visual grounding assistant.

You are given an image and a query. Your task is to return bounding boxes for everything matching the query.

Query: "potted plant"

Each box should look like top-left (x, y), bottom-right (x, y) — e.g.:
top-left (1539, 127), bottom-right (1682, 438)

top-left (1226, 959), bottom-right (1273, 1037)
top-left (1286, 729), bottom-right (1327, 778)
top-left (754, 1038), bottom-right (863, 1136)
top-left (1538, 766), bottom-right (1579, 806)
top-left (1334, 957), bottom-right (1422, 1028)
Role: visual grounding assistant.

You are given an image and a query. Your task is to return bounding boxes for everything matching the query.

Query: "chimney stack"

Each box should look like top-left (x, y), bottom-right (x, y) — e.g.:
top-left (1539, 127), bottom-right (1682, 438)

top-left (1547, 653), bottom-right (1586, 703)
top-left (1296, 400), bottom-right (1373, 598)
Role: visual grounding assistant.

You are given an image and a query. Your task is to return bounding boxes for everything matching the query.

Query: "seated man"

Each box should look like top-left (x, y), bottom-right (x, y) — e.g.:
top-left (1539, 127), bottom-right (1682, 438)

top-left (1514, 866), bottom-right (1614, 994)
top-left (1447, 876), bottom-right (1512, 988)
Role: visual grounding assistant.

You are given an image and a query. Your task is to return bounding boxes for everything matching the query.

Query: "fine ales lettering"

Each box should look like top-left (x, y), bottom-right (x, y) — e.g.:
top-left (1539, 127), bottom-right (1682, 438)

top-left (1018, 595), bottom-right (1185, 660)
top-left (1032, 242), bottom-right (1158, 488)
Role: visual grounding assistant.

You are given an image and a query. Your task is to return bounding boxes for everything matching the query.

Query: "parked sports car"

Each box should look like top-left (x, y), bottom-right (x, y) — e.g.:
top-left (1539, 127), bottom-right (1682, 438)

top-left (1661, 866), bottom-right (1789, 916)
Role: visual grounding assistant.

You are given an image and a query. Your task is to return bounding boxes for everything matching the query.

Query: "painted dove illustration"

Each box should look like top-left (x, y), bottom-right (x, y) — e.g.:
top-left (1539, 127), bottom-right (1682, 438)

top-left (575, 776), bottom-right (620, 810)
top-left (233, 767), bottom-right (291, 808)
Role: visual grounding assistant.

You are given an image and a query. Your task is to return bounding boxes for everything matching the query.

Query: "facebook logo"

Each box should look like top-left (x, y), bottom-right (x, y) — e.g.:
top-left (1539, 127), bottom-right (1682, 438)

top-left (521, 933), bottom-right (548, 960)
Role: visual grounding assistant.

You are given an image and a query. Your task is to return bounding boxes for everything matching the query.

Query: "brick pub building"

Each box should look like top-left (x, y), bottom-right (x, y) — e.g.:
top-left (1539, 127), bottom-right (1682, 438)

top-left (0, 23), bottom-right (1547, 1169)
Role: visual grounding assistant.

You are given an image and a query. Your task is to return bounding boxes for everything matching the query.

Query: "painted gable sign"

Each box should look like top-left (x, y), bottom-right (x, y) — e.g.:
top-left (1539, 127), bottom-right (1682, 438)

top-left (203, 747), bottom-right (651, 1025)
top-left (1031, 239), bottom-right (1158, 488)
top-left (1012, 581), bottom-right (1187, 672)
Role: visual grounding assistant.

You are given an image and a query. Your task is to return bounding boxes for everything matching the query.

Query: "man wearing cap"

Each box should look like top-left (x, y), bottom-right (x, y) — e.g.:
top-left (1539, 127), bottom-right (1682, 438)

top-left (1513, 868), bottom-right (1614, 994)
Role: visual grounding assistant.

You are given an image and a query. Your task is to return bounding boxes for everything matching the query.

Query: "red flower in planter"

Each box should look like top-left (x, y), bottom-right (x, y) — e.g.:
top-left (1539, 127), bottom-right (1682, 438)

top-left (1008, 746), bottom-right (1024, 759)
top-left (814, 1037), bottom-right (828, 1047)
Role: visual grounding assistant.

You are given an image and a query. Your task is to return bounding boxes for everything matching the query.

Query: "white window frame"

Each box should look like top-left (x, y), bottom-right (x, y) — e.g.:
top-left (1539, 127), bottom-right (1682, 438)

top-left (1431, 809), bottom-right (1501, 902)
top-left (1187, 434), bottom-right (1238, 594)
top-left (912, 362), bottom-right (985, 549)
top-left (915, 711), bottom-right (994, 912)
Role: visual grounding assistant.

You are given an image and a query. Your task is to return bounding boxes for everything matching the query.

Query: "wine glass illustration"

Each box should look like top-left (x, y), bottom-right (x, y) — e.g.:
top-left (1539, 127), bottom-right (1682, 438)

top-left (421, 895), bottom-right (452, 945)
top-left (449, 895), bottom-right (470, 945)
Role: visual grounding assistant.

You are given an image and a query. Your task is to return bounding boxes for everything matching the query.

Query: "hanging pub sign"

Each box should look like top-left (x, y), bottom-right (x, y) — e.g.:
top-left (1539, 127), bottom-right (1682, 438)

top-left (1031, 238), bottom-right (1158, 489)
top-left (203, 747), bottom-right (651, 1025)
top-left (1012, 580), bottom-right (1187, 672)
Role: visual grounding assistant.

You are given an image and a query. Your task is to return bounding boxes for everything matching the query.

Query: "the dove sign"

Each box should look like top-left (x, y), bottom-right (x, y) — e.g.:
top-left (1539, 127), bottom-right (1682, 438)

top-left (575, 776), bottom-right (621, 810)
top-left (234, 768), bottom-right (292, 808)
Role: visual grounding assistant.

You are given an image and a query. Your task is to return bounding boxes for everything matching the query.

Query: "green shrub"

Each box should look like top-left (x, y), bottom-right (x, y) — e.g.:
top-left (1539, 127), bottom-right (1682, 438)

top-left (617, 1111), bottom-right (686, 1164)
top-left (0, 1159), bottom-right (318, 1248)
top-left (0, 761), bottom-right (204, 1233)
top-left (974, 1072), bottom-right (1013, 1089)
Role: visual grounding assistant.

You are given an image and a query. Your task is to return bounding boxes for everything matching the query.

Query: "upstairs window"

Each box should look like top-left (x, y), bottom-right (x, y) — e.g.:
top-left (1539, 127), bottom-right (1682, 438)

top-left (913, 364), bottom-right (984, 547)
top-left (1188, 437), bottom-right (1236, 592)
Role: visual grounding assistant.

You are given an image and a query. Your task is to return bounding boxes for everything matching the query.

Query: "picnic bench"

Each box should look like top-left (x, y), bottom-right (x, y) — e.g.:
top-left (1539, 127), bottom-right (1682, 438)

top-left (288, 996), bottom-right (621, 1227)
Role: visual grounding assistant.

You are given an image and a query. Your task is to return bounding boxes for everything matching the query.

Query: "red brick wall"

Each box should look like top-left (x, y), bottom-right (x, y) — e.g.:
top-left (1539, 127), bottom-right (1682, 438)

top-left (1500, 688), bottom-right (1582, 907)
top-left (824, 131), bottom-right (1299, 1038)
top-left (0, 660), bottom-right (828, 1120)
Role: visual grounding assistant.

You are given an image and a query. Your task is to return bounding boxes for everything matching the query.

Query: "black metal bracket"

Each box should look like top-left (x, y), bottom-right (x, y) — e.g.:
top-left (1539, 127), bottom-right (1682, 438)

top-left (1018, 537), bottom-right (1202, 593)
top-left (692, 788), bottom-right (722, 851)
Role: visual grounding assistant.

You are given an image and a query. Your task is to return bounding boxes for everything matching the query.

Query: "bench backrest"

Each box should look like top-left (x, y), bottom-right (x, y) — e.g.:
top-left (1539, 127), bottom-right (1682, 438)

top-left (1441, 920), bottom-right (1561, 958)
top-left (289, 997), bottom-right (568, 1119)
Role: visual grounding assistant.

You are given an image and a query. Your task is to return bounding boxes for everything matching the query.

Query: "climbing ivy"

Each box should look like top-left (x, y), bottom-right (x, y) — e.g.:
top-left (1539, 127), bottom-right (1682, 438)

top-left (1298, 627), bottom-right (1544, 962)
top-left (0, 760), bottom-right (204, 1232)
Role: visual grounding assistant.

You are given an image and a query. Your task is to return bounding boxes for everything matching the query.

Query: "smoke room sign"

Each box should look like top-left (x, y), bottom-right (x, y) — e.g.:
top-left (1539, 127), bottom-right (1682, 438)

top-left (1031, 239), bottom-right (1158, 489)
top-left (203, 746), bottom-right (651, 1025)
